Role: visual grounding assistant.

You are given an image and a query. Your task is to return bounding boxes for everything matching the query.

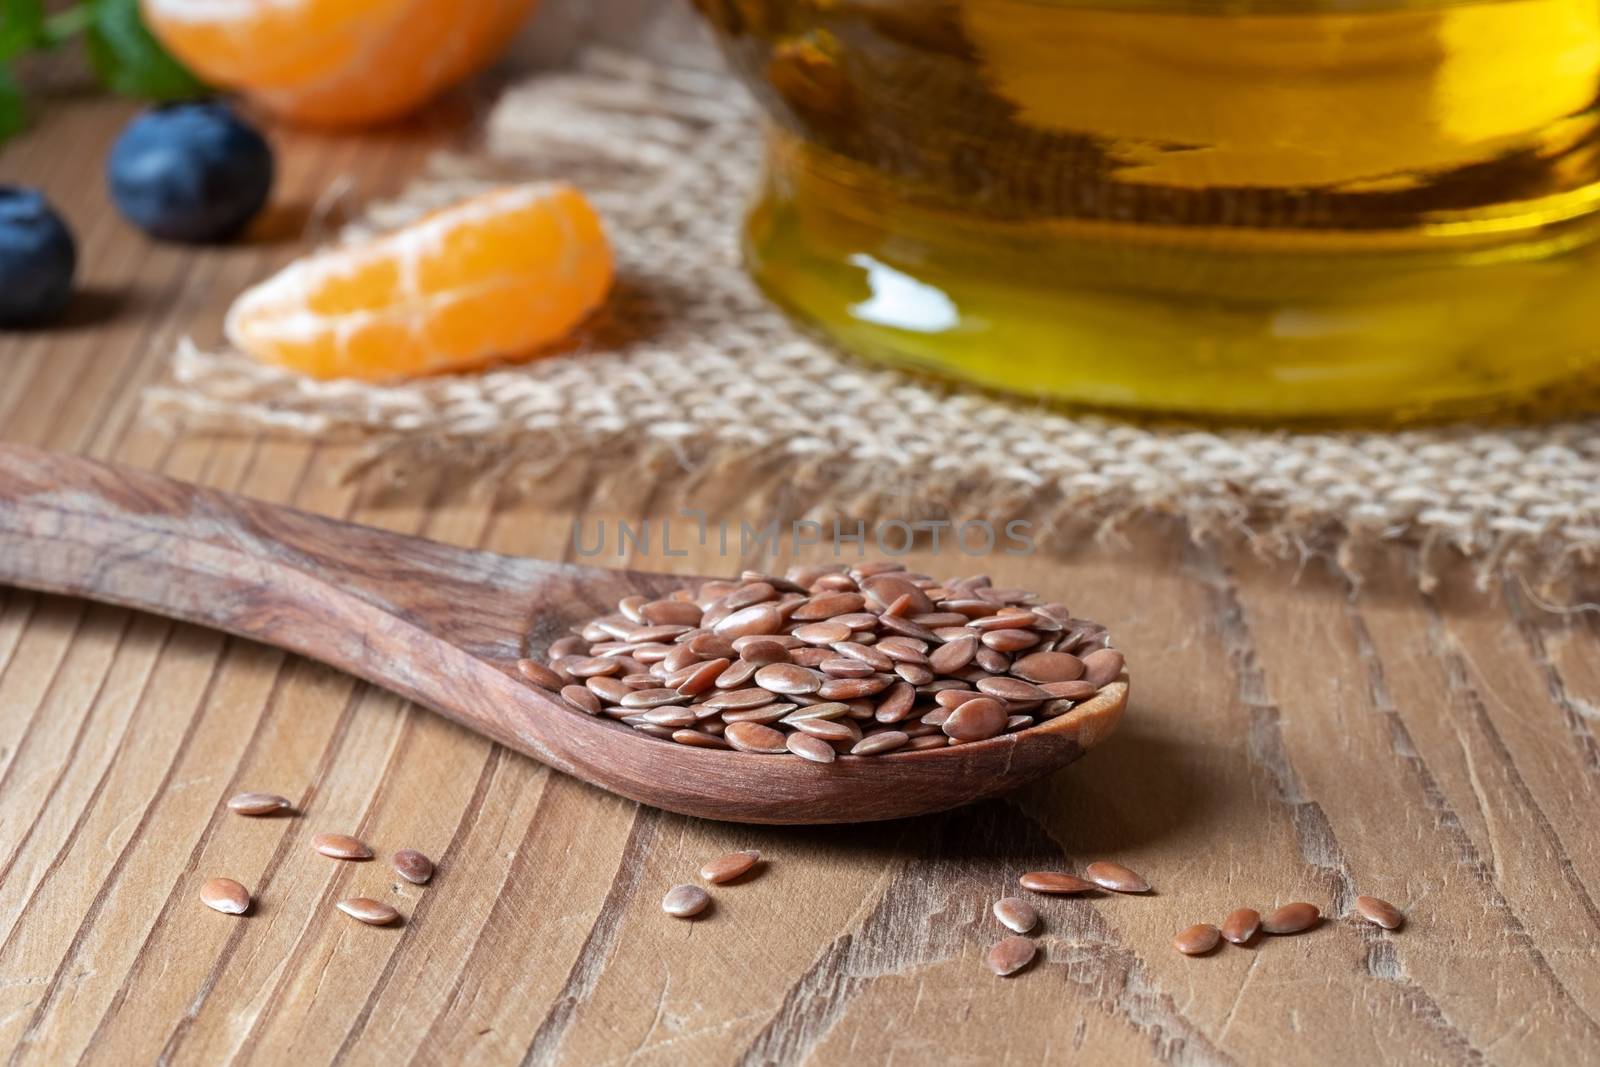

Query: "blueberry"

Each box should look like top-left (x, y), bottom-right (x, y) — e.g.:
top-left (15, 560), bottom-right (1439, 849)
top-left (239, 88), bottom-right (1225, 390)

top-left (107, 102), bottom-right (274, 243)
top-left (0, 187), bottom-right (77, 326)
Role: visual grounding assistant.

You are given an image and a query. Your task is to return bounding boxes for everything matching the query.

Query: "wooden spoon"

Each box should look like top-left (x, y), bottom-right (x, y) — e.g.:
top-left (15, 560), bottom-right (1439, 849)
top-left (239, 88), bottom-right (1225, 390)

top-left (0, 444), bottom-right (1126, 824)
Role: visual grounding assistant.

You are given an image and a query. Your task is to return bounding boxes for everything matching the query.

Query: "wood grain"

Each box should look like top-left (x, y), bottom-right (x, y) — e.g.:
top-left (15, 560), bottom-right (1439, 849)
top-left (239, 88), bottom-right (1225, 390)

top-left (1, 10), bottom-right (1597, 1064)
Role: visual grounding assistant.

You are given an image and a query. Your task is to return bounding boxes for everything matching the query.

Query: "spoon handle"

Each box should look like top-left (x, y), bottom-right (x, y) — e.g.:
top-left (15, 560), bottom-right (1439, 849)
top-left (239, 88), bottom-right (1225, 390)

top-left (0, 443), bottom-right (574, 750)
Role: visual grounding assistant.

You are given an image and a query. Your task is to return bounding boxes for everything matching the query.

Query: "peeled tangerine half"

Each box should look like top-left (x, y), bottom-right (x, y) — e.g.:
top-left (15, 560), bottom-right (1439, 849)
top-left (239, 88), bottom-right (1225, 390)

top-left (226, 184), bottom-right (613, 380)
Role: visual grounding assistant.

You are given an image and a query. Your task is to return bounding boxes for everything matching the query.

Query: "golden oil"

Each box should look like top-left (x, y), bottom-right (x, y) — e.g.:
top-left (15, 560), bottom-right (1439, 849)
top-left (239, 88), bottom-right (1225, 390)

top-left (697, 0), bottom-right (1600, 420)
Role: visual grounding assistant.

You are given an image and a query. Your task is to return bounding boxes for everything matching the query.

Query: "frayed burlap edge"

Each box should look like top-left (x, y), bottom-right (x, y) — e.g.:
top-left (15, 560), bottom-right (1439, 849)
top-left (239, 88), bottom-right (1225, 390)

top-left (143, 51), bottom-right (1600, 598)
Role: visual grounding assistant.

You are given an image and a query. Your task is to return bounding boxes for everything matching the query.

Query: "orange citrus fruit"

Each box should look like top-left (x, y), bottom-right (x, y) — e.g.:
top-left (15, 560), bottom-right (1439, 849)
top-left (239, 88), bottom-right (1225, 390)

top-left (141, 0), bottom-right (539, 126)
top-left (225, 183), bottom-right (613, 380)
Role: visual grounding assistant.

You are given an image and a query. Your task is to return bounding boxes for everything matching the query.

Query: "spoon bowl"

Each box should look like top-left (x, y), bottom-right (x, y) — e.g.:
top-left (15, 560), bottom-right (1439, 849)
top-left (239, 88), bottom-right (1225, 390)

top-left (0, 444), bottom-right (1126, 823)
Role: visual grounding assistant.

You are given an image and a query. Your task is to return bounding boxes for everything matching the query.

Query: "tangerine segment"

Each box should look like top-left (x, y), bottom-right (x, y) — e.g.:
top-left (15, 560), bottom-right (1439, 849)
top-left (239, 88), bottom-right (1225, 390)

top-left (142, 0), bottom-right (539, 125)
top-left (142, 0), bottom-right (399, 92)
top-left (255, 0), bottom-right (538, 126)
top-left (226, 184), bottom-right (613, 380)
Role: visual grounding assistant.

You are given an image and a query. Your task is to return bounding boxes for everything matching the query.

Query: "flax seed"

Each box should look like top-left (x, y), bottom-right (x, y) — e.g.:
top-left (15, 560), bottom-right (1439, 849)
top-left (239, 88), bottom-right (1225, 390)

top-left (818, 676), bottom-right (892, 700)
top-left (943, 697), bottom-right (1007, 741)
top-left (851, 731), bottom-right (909, 755)
top-left (641, 600), bottom-right (702, 626)
top-left (987, 935), bottom-right (1037, 977)
top-left (560, 685), bottom-right (603, 715)
top-left (976, 676), bottom-right (1051, 702)
top-left (1084, 861), bottom-right (1150, 894)
top-left (1262, 902), bottom-right (1321, 934)
top-left (781, 702), bottom-right (851, 722)
top-left (793, 621), bottom-right (852, 646)
top-left (662, 884), bottom-right (711, 918)
top-left (786, 732), bottom-right (837, 763)
top-left (831, 642), bottom-right (894, 670)
top-left (338, 898), bottom-right (401, 925)
top-left (673, 658), bottom-right (730, 696)
top-left (1354, 896), bottom-right (1404, 930)
top-left (586, 676), bottom-right (632, 704)
top-left (1221, 908), bottom-right (1260, 944)
top-left (392, 848), bottom-right (434, 884)
top-left (618, 688), bottom-right (690, 710)
top-left (704, 687), bottom-right (778, 711)
top-left (1018, 871), bottom-right (1096, 895)
top-left (714, 604), bottom-right (784, 638)
top-left (642, 707), bottom-right (699, 728)
top-left (928, 634), bottom-right (978, 673)
top-left (549, 635), bottom-right (588, 658)
top-left (618, 595), bottom-right (649, 624)
top-left (516, 659), bottom-right (564, 690)
top-left (1041, 680), bottom-right (1099, 700)
top-left (714, 659), bottom-right (761, 689)
top-left (545, 565), bottom-right (1123, 760)
top-left (688, 633), bottom-right (737, 658)
top-left (227, 792), bottom-right (291, 816)
top-left (629, 624), bottom-right (694, 644)
top-left (1174, 923), bottom-right (1220, 956)
top-left (200, 878), bottom-right (250, 915)
top-left (755, 663), bottom-right (825, 694)
top-left (820, 657), bottom-right (875, 678)
top-left (872, 681), bottom-right (916, 723)
top-left (738, 638), bottom-right (793, 664)
top-left (792, 593), bottom-right (866, 620)
top-left (672, 729), bottom-right (731, 749)
top-left (565, 657), bottom-right (621, 679)
top-left (313, 833), bottom-right (372, 860)
top-left (981, 629), bottom-right (1040, 652)
top-left (720, 703), bottom-right (794, 725)
top-left (660, 645), bottom-right (698, 674)
top-left (700, 849), bottom-right (761, 884)
top-left (993, 897), bottom-right (1038, 934)
top-left (792, 717), bottom-right (856, 741)
top-left (1081, 648), bottom-right (1126, 688)
top-left (724, 721), bottom-right (789, 754)
top-left (1009, 651), bottom-right (1085, 683)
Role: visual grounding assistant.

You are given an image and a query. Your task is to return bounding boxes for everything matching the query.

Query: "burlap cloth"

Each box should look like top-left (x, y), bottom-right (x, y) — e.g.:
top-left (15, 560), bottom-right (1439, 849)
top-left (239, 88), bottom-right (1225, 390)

top-left (145, 51), bottom-right (1600, 592)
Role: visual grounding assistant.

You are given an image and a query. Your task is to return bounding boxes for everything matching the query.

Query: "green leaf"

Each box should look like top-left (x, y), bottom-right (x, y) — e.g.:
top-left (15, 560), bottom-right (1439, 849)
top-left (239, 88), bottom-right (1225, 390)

top-left (84, 0), bottom-right (206, 100)
top-left (0, 63), bottom-right (26, 141)
top-left (0, 0), bottom-right (47, 59)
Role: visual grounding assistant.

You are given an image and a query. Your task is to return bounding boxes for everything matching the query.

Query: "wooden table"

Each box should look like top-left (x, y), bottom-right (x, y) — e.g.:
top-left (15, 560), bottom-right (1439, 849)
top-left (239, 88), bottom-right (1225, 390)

top-left (3, 62), bottom-right (1599, 1067)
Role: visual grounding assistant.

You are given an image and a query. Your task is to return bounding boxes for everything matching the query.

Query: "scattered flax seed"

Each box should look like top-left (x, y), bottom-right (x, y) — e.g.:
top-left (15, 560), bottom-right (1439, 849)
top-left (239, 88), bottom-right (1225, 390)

top-left (226, 792), bottom-right (291, 816)
top-left (1019, 871), bottom-right (1097, 895)
top-left (337, 898), bottom-right (401, 925)
top-left (1262, 902), bottom-right (1321, 934)
top-left (533, 562), bottom-right (1124, 759)
top-left (392, 849), bottom-right (434, 885)
top-left (699, 849), bottom-right (761, 884)
top-left (312, 833), bottom-right (373, 860)
top-left (986, 935), bottom-right (1037, 977)
top-left (1174, 923), bottom-right (1221, 956)
top-left (200, 878), bottom-right (250, 915)
top-left (662, 884), bottom-right (711, 918)
top-left (1354, 895), bottom-right (1404, 930)
top-left (1084, 861), bottom-right (1150, 894)
top-left (1221, 908), bottom-right (1261, 945)
top-left (516, 658), bottom-right (564, 690)
top-left (993, 897), bottom-right (1038, 934)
